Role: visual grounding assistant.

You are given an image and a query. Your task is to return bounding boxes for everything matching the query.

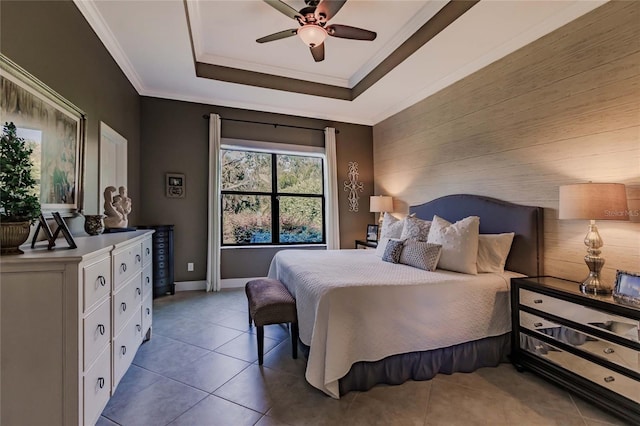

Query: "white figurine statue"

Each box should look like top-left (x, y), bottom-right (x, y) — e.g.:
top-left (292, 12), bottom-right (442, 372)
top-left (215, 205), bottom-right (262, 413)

top-left (103, 185), bottom-right (131, 228)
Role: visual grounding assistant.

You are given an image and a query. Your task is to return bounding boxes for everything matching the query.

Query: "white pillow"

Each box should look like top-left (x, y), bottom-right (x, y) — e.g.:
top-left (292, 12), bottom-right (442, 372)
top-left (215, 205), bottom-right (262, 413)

top-left (400, 216), bottom-right (431, 241)
top-left (427, 215), bottom-right (480, 274)
top-left (477, 233), bottom-right (515, 273)
top-left (380, 213), bottom-right (403, 239)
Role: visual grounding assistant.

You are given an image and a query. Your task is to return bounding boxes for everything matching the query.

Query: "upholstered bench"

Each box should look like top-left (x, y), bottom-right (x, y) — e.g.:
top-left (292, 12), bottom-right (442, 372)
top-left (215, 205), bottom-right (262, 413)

top-left (245, 278), bottom-right (298, 365)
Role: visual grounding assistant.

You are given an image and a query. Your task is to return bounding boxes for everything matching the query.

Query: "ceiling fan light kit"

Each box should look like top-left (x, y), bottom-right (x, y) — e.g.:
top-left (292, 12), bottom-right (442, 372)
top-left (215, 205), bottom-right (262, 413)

top-left (297, 24), bottom-right (327, 48)
top-left (258, 0), bottom-right (376, 62)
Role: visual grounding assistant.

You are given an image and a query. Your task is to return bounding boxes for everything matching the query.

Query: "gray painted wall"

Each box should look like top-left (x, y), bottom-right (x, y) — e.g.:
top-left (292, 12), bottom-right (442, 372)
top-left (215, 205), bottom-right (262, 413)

top-left (140, 97), bottom-right (374, 282)
top-left (0, 0), bottom-right (141, 227)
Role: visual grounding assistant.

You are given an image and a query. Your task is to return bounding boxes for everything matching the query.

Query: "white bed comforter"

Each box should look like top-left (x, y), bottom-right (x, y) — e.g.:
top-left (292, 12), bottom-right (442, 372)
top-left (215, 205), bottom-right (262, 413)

top-left (268, 249), bottom-right (522, 398)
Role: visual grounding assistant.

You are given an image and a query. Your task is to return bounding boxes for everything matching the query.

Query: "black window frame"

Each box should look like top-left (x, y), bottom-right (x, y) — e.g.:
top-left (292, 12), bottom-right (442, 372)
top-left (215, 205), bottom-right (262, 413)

top-left (220, 148), bottom-right (326, 246)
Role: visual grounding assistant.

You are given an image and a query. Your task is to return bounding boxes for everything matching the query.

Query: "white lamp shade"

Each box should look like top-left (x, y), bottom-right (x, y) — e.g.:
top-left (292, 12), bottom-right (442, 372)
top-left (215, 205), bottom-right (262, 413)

top-left (559, 183), bottom-right (629, 220)
top-left (370, 195), bottom-right (393, 213)
top-left (298, 25), bottom-right (327, 47)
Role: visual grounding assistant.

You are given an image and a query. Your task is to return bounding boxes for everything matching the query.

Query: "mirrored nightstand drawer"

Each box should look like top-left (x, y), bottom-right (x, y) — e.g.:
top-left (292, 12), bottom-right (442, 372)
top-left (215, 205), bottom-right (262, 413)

top-left (519, 288), bottom-right (639, 344)
top-left (520, 311), bottom-right (640, 374)
top-left (520, 333), bottom-right (640, 404)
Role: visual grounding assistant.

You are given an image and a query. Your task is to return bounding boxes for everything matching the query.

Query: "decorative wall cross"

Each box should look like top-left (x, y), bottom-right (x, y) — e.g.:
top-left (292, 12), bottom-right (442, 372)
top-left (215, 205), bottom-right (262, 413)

top-left (343, 162), bottom-right (364, 212)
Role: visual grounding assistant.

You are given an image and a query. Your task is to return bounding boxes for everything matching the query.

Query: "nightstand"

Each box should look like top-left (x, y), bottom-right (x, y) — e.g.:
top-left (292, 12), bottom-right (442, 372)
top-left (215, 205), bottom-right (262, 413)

top-left (355, 239), bottom-right (378, 249)
top-left (511, 276), bottom-right (640, 424)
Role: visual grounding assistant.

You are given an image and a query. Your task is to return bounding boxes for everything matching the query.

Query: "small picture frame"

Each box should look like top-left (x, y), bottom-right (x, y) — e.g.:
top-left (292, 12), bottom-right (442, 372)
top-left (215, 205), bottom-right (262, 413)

top-left (166, 172), bottom-right (185, 198)
top-left (31, 213), bottom-right (56, 250)
top-left (613, 270), bottom-right (640, 307)
top-left (52, 212), bottom-right (77, 249)
top-left (366, 224), bottom-right (379, 242)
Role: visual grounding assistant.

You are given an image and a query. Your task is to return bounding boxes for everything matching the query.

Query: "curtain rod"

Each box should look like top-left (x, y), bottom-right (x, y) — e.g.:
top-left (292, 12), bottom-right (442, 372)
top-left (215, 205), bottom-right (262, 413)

top-left (202, 115), bottom-right (339, 134)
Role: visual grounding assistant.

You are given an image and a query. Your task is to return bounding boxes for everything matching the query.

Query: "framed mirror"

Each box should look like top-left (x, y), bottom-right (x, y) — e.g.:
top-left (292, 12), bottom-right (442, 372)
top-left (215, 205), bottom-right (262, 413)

top-left (0, 54), bottom-right (85, 216)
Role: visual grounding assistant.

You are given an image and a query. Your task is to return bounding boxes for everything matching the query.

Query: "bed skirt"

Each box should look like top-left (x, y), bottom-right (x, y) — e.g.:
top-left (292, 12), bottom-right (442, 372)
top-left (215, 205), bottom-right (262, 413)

top-left (334, 333), bottom-right (511, 395)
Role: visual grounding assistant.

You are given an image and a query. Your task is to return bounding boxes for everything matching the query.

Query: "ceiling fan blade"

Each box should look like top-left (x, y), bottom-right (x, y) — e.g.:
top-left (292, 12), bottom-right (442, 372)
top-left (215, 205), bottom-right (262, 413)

top-left (326, 24), bottom-right (376, 41)
top-left (310, 43), bottom-right (325, 62)
top-left (263, 0), bottom-right (301, 20)
top-left (256, 29), bottom-right (298, 43)
top-left (315, 0), bottom-right (346, 23)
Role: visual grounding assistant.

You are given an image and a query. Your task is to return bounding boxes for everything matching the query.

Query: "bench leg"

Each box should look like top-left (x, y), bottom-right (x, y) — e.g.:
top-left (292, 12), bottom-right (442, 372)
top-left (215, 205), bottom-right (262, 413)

top-left (291, 322), bottom-right (298, 359)
top-left (248, 301), bottom-right (252, 326)
top-left (257, 325), bottom-right (264, 365)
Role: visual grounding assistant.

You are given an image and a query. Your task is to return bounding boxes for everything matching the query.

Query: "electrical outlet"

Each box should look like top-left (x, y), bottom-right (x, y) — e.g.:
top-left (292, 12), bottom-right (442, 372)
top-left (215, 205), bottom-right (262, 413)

top-left (187, 262), bottom-right (194, 272)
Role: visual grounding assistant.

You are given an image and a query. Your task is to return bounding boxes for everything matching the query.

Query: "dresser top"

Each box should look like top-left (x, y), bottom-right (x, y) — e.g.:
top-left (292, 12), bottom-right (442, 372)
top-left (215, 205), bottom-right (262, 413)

top-left (515, 276), bottom-right (640, 316)
top-left (1, 230), bottom-right (154, 264)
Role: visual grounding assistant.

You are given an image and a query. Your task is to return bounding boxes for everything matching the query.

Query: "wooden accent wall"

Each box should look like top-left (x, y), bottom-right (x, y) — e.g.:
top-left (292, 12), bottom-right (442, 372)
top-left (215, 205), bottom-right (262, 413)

top-left (373, 1), bottom-right (639, 285)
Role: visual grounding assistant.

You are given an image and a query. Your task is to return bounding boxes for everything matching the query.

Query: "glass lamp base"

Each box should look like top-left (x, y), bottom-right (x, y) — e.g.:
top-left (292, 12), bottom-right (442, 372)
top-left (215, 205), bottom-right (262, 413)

top-left (580, 274), bottom-right (612, 295)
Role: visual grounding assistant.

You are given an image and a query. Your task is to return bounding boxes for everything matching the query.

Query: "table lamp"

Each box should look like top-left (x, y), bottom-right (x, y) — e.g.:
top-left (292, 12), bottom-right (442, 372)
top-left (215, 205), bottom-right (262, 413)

top-left (559, 183), bottom-right (629, 295)
top-left (370, 195), bottom-right (393, 230)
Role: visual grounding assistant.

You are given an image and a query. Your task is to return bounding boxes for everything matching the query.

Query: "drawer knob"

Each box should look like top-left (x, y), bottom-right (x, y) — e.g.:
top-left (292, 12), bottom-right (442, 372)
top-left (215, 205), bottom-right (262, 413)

top-left (96, 276), bottom-right (106, 287)
top-left (146, 307), bottom-right (150, 315)
top-left (146, 277), bottom-right (150, 284)
top-left (604, 376), bottom-right (615, 383)
top-left (534, 322), bottom-right (543, 328)
top-left (120, 263), bottom-right (127, 273)
top-left (136, 324), bottom-right (141, 332)
top-left (146, 247), bottom-right (150, 255)
top-left (533, 299), bottom-right (543, 304)
top-left (135, 254), bottom-right (141, 263)
top-left (97, 324), bottom-right (105, 336)
top-left (97, 377), bottom-right (105, 389)
top-left (603, 347), bottom-right (615, 354)
top-left (121, 345), bottom-right (127, 355)
top-left (121, 302), bottom-right (127, 312)
top-left (136, 287), bottom-right (141, 296)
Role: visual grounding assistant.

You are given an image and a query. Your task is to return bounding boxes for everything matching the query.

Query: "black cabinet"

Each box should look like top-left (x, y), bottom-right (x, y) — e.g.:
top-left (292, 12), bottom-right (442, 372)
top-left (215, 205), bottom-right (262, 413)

top-left (511, 276), bottom-right (640, 424)
top-left (138, 225), bottom-right (175, 298)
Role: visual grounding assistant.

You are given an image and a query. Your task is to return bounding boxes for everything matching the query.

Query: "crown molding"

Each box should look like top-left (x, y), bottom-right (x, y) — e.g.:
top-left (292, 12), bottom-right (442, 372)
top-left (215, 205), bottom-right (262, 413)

top-left (73, 0), bottom-right (145, 94)
top-left (349, 0), bottom-right (448, 88)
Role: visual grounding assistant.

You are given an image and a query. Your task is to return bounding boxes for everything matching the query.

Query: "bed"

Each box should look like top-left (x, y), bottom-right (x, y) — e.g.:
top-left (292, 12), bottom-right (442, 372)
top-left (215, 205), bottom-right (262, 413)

top-left (267, 194), bottom-right (543, 398)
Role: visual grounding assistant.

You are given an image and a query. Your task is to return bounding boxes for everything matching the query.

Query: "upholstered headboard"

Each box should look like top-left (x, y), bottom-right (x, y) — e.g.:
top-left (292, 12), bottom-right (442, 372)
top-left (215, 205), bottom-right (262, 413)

top-left (410, 194), bottom-right (543, 277)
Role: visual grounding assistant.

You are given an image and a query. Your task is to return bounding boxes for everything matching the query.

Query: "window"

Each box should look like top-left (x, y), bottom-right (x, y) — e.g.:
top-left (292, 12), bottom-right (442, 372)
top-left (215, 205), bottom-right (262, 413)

top-left (221, 148), bottom-right (325, 245)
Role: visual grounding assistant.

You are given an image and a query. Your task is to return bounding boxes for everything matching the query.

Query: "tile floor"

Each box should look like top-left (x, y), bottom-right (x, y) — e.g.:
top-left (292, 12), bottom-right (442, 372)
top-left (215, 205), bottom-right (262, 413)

top-left (98, 290), bottom-right (629, 426)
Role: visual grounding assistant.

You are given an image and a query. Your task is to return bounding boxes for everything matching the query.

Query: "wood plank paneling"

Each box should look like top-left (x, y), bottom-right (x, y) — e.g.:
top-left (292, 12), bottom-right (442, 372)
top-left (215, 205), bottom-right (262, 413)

top-left (373, 1), bottom-right (640, 286)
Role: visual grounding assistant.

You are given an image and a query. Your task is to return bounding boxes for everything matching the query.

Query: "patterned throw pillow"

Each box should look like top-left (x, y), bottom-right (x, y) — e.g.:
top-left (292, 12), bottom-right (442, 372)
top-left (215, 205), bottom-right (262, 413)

top-left (427, 215), bottom-right (480, 275)
top-left (400, 216), bottom-right (431, 241)
top-left (399, 240), bottom-right (442, 271)
top-left (382, 239), bottom-right (404, 263)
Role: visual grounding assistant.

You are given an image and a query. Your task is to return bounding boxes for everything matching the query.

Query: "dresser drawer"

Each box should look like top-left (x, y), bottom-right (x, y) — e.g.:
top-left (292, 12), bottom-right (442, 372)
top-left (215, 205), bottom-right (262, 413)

top-left (142, 294), bottom-right (153, 335)
top-left (113, 272), bottom-right (142, 335)
top-left (113, 243), bottom-right (143, 290)
top-left (84, 344), bottom-right (111, 426)
top-left (520, 311), bottom-right (639, 374)
top-left (142, 237), bottom-right (153, 267)
top-left (84, 298), bottom-right (111, 371)
top-left (83, 256), bottom-right (111, 312)
top-left (521, 333), bottom-right (640, 404)
top-left (142, 263), bottom-right (153, 299)
top-left (113, 312), bottom-right (143, 390)
top-left (519, 288), bottom-right (639, 344)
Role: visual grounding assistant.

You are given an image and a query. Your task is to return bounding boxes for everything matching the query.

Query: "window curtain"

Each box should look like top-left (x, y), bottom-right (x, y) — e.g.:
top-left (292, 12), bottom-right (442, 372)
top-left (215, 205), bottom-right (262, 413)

top-left (206, 114), bottom-right (222, 292)
top-left (325, 127), bottom-right (340, 249)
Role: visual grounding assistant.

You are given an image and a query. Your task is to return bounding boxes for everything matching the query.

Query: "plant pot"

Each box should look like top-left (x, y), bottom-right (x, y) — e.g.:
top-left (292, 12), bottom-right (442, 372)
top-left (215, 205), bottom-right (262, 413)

top-left (84, 214), bottom-right (105, 236)
top-left (1, 220), bottom-right (31, 254)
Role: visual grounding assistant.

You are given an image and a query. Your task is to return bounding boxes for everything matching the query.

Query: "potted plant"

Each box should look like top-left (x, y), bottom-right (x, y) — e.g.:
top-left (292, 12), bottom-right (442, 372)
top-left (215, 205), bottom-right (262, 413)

top-left (1, 122), bottom-right (40, 254)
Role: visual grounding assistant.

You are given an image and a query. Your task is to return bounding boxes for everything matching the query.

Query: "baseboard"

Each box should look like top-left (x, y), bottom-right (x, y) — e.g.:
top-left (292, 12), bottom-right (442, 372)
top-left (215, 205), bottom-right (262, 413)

top-left (174, 280), bottom-right (206, 291)
top-left (221, 277), bottom-right (265, 289)
top-left (174, 277), bottom-right (265, 291)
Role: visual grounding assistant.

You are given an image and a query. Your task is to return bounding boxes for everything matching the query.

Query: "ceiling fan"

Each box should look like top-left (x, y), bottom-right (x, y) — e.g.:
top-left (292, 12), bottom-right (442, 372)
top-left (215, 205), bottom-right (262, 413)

top-left (257, 0), bottom-right (377, 62)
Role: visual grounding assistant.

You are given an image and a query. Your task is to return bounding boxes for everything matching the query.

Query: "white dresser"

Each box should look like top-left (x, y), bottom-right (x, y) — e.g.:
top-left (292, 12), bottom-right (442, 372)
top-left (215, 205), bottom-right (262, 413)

top-left (0, 230), bottom-right (154, 426)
